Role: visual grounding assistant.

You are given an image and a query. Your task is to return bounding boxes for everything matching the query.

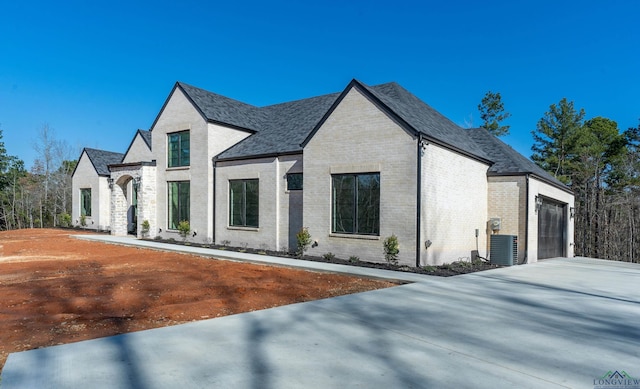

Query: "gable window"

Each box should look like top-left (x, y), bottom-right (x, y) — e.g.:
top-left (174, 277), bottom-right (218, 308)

top-left (80, 188), bottom-right (92, 217)
top-left (286, 173), bottom-right (303, 191)
top-left (332, 173), bottom-right (380, 235)
top-left (229, 179), bottom-right (259, 227)
top-left (168, 131), bottom-right (190, 167)
top-left (168, 181), bottom-right (190, 230)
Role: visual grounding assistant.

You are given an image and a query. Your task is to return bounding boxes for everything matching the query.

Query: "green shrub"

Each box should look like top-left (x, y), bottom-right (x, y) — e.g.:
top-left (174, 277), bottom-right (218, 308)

top-left (79, 215), bottom-right (86, 227)
top-left (141, 220), bottom-right (150, 237)
top-left (383, 234), bottom-right (400, 266)
top-left (59, 213), bottom-right (72, 228)
top-left (296, 227), bottom-right (312, 258)
top-left (323, 252), bottom-right (336, 261)
top-left (177, 220), bottom-right (190, 240)
top-left (349, 255), bottom-right (360, 263)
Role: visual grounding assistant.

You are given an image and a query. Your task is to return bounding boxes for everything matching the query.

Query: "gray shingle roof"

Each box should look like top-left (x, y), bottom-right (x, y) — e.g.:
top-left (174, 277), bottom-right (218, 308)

top-left (361, 82), bottom-right (492, 161)
top-left (217, 92), bottom-right (340, 159)
top-left (466, 128), bottom-right (570, 191)
top-left (178, 82), bottom-right (265, 132)
top-left (139, 129), bottom-right (152, 150)
top-left (84, 148), bottom-right (124, 176)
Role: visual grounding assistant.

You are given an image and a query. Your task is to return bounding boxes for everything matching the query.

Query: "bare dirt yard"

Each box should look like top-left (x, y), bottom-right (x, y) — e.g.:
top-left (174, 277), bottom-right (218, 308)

top-left (0, 229), bottom-right (397, 372)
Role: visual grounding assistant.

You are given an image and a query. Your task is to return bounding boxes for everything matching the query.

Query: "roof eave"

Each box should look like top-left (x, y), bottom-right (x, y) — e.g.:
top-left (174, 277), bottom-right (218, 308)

top-left (487, 171), bottom-right (573, 194)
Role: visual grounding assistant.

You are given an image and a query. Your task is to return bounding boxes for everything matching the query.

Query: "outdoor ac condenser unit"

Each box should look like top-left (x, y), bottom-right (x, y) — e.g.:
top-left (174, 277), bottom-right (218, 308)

top-left (490, 235), bottom-right (518, 266)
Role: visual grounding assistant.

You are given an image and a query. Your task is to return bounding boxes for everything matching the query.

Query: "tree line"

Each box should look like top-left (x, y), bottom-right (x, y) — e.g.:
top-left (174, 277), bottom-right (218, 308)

top-left (0, 125), bottom-right (76, 230)
top-left (480, 92), bottom-right (640, 262)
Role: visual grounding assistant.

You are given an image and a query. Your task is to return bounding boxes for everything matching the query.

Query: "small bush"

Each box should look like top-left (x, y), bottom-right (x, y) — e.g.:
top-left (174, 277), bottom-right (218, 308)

top-left (141, 220), bottom-right (150, 237)
top-left (177, 220), bottom-right (190, 241)
top-left (59, 213), bottom-right (72, 228)
top-left (349, 256), bottom-right (360, 263)
top-left (221, 240), bottom-right (231, 247)
top-left (296, 227), bottom-right (312, 258)
top-left (383, 234), bottom-right (400, 266)
top-left (323, 252), bottom-right (336, 261)
top-left (79, 215), bottom-right (87, 227)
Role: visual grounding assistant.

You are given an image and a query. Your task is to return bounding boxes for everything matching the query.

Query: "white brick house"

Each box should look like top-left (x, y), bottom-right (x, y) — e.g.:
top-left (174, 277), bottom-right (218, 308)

top-left (72, 79), bottom-right (575, 266)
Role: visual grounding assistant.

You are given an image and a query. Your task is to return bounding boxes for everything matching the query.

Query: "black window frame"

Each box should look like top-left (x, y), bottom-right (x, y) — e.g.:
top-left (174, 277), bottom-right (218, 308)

top-left (229, 179), bottom-right (259, 228)
top-left (80, 188), bottom-right (92, 217)
top-left (168, 181), bottom-right (190, 230)
top-left (286, 173), bottom-right (303, 191)
top-left (168, 130), bottom-right (190, 168)
top-left (331, 173), bottom-right (380, 235)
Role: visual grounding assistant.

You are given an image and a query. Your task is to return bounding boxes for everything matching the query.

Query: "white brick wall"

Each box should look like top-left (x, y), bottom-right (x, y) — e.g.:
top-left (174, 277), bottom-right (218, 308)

top-left (213, 154), bottom-right (303, 252)
top-left (122, 132), bottom-right (152, 163)
top-left (71, 152), bottom-right (110, 230)
top-left (152, 87), bottom-right (251, 242)
top-left (528, 177), bottom-right (575, 262)
top-left (421, 144), bottom-right (490, 265)
top-left (304, 87), bottom-right (418, 265)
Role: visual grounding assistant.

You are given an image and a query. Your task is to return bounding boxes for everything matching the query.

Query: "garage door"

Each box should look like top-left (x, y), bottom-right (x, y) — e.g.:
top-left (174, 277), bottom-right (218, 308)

top-left (538, 198), bottom-right (566, 259)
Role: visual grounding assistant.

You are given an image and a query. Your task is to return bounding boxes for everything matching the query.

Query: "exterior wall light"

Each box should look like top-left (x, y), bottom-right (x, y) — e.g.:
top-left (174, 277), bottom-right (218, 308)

top-left (107, 177), bottom-right (114, 190)
top-left (570, 207), bottom-right (575, 218)
top-left (535, 195), bottom-right (543, 213)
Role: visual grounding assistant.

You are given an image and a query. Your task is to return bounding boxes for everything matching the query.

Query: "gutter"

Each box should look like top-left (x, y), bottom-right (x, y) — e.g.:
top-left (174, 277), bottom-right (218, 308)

top-left (212, 157), bottom-right (218, 244)
top-left (416, 135), bottom-right (424, 267)
top-left (524, 174), bottom-right (529, 264)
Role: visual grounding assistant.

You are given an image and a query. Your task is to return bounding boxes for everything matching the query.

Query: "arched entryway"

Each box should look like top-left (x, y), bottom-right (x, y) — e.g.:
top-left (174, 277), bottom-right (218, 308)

top-left (109, 162), bottom-right (157, 238)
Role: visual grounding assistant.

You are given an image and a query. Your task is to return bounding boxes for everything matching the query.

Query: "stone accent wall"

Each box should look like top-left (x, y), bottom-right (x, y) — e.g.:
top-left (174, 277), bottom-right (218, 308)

top-left (109, 164), bottom-right (157, 238)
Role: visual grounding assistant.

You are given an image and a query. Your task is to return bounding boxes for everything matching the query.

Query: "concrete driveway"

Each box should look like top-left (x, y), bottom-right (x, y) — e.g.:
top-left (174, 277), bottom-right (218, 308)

top-left (2, 257), bottom-right (639, 388)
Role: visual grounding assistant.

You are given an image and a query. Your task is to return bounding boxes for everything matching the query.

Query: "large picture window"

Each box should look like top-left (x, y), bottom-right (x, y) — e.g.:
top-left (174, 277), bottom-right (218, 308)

top-left (168, 181), bottom-right (190, 230)
top-left (168, 131), bottom-right (190, 167)
top-left (80, 188), bottom-right (92, 217)
top-left (332, 173), bottom-right (380, 235)
top-left (229, 179), bottom-right (259, 227)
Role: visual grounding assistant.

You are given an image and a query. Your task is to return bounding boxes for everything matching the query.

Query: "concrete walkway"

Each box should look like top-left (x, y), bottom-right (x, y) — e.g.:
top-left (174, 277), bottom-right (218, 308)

top-left (2, 236), bottom-right (640, 388)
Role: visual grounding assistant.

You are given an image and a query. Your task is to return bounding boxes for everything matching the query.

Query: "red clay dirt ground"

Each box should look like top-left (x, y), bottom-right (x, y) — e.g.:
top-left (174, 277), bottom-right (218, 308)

top-left (0, 229), bottom-right (397, 373)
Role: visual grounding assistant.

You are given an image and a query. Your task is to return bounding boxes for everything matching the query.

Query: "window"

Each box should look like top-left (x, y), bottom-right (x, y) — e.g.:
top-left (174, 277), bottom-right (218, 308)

top-left (80, 188), bottom-right (92, 217)
top-left (168, 181), bottom-right (190, 230)
top-left (229, 179), bottom-right (259, 227)
top-left (286, 173), bottom-right (303, 190)
top-left (332, 173), bottom-right (380, 235)
top-left (168, 131), bottom-right (190, 167)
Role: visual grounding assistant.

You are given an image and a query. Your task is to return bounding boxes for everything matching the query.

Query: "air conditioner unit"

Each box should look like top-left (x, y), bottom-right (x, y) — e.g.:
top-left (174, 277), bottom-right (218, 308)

top-left (490, 235), bottom-right (518, 266)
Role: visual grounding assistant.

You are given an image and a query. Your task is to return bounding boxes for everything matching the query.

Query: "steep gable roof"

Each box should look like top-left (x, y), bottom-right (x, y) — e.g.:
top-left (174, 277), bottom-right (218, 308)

top-left (177, 82), bottom-right (265, 132)
top-left (217, 92), bottom-right (340, 160)
top-left (360, 81), bottom-right (491, 161)
top-left (139, 129), bottom-right (152, 150)
top-left (81, 148), bottom-right (124, 176)
top-left (467, 128), bottom-right (571, 193)
top-left (123, 129), bottom-right (152, 160)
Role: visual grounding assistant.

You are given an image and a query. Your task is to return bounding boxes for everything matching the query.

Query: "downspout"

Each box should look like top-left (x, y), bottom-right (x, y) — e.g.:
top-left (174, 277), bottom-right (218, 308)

top-left (416, 135), bottom-right (424, 267)
top-left (523, 174), bottom-right (529, 264)
top-left (212, 157), bottom-right (218, 244)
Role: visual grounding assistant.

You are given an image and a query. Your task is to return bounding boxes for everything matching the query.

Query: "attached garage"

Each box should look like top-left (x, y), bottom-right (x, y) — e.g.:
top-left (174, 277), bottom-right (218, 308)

top-left (537, 197), bottom-right (567, 259)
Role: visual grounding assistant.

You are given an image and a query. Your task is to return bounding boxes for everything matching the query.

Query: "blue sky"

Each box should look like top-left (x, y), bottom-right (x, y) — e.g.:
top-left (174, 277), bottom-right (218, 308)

top-left (1, 0), bottom-right (638, 168)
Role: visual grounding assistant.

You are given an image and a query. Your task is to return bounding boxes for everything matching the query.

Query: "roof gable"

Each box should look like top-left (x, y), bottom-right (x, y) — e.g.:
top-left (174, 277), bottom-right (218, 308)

top-left (81, 148), bottom-right (124, 176)
top-left (177, 82), bottom-right (264, 133)
top-left (467, 128), bottom-right (571, 192)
